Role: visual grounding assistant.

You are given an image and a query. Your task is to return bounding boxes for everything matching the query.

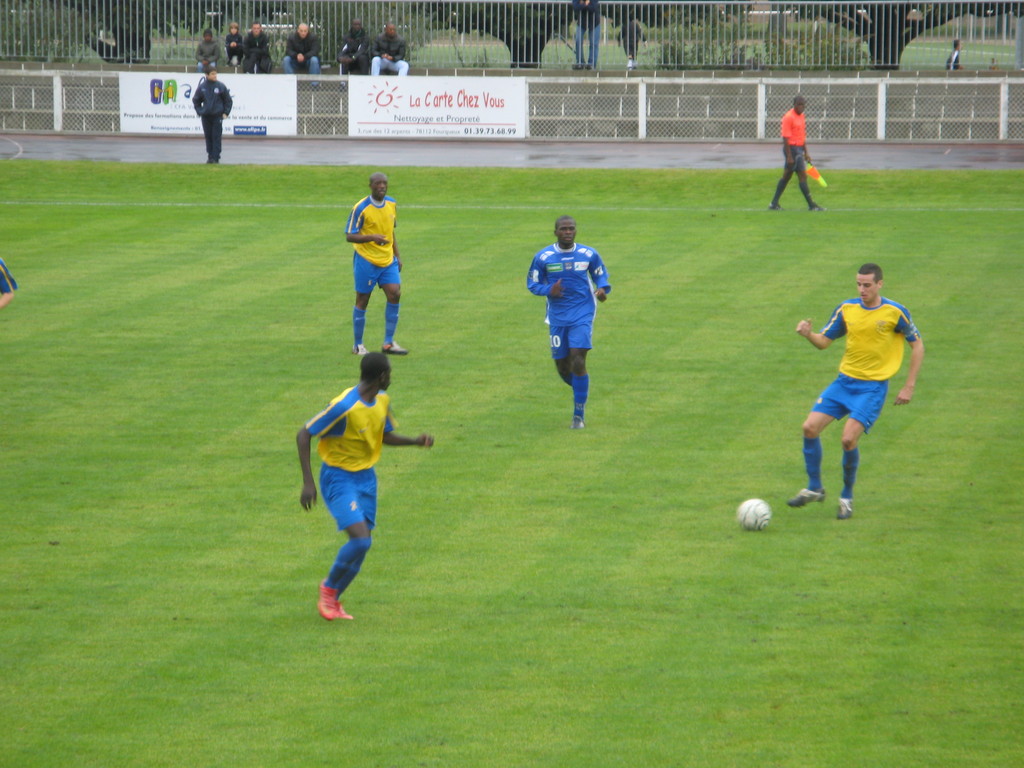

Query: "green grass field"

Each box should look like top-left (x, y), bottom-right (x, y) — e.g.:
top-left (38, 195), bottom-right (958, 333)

top-left (1, 161), bottom-right (1022, 767)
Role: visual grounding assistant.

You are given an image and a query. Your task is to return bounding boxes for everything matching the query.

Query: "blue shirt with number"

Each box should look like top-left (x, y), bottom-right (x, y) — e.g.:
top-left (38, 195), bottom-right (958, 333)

top-left (527, 242), bottom-right (611, 327)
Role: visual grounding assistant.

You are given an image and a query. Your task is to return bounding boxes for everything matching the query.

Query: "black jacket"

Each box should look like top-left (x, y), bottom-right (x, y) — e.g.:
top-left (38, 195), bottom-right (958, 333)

top-left (192, 78), bottom-right (232, 117)
top-left (371, 34), bottom-right (406, 61)
top-left (286, 31), bottom-right (321, 60)
top-left (243, 32), bottom-right (270, 58)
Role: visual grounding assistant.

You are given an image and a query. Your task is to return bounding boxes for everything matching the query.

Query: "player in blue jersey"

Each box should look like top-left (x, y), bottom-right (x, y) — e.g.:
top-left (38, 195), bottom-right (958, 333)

top-left (345, 172), bottom-right (408, 356)
top-left (0, 257), bottom-right (18, 311)
top-left (296, 352), bottom-right (433, 621)
top-left (527, 216), bottom-right (611, 429)
top-left (788, 264), bottom-right (924, 519)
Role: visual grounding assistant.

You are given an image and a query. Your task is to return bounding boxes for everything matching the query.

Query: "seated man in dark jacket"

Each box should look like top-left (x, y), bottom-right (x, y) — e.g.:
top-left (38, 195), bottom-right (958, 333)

top-left (283, 23), bottom-right (321, 75)
top-left (242, 21), bottom-right (273, 74)
top-left (337, 18), bottom-right (370, 75)
top-left (370, 23), bottom-right (409, 76)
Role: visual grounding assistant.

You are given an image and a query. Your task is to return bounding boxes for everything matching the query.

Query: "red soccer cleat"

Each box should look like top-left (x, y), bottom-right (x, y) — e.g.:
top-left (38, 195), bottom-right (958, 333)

top-left (318, 582), bottom-right (343, 621)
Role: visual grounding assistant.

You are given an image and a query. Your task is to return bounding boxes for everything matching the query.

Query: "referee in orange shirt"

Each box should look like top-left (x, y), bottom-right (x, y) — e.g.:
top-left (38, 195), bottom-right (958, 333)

top-left (769, 95), bottom-right (825, 212)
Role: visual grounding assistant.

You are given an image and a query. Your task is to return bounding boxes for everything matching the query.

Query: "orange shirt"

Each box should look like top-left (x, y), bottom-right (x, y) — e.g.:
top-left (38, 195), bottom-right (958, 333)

top-left (781, 108), bottom-right (806, 146)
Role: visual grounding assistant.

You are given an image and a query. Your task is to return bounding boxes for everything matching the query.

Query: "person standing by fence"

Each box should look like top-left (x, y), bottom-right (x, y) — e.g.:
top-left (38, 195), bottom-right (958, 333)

top-left (572, 0), bottom-right (601, 70)
top-left (620, 14), bottom-right (644, 71)
top-left (192, 69), bottom-right (232, 164)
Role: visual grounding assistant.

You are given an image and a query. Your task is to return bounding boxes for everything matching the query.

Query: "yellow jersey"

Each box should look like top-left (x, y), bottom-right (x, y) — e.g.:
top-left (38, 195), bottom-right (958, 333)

top-left (305, 386), bottom-right (394, 471)
top-left (346, 195), bottom-right (397, 267)
top-left (821, 298), bottom-right (921, 381)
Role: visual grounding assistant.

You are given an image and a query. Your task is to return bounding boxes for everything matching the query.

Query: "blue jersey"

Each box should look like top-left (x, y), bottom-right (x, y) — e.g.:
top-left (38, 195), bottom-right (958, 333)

top-left (527, 242), bottom-right (611, 326)
top-left (0, 258), bottom-right (17, 294)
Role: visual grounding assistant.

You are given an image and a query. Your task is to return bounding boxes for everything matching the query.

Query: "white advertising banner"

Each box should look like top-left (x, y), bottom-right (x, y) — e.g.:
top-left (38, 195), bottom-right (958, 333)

top-left (118, 72), bottom-right (297, 136)
top-left (348, 76), bottom-right (527, 139)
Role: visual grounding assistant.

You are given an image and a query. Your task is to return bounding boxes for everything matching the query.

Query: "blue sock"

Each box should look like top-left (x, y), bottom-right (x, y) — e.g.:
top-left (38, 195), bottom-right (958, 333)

top-left (572, 374), bottom-right (589, 418)
top-left (803, 437), bottom-right (823, 490)
top-left (842, 447), bottom-right (859, 499)
top-left (326, 537), bottom-right (372, 596)
top-left (384, 302), bottom-right (399, 345)
top-left (352, 307), bottom-right (366, 346)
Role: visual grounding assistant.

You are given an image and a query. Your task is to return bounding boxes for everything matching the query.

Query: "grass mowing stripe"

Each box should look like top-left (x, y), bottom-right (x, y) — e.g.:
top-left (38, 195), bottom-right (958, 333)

top-left (6, 198), bottom-right (1024, 214)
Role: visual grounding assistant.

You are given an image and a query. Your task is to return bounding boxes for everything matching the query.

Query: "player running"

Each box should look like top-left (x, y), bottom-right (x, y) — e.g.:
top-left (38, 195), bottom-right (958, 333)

top-left (297, 353), bottom-right (433, 620)
top-left (527, 215), bottom-right (611, 429)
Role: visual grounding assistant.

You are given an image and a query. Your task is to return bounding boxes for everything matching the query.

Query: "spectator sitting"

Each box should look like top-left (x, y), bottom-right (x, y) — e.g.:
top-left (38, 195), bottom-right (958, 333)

top-left (225, 22), bottom-right (243, 67)
top-left (371, 23), bottom-right (409, 76)
top-left (283, 23), bottom-right (321, 76)
top-left (196, 28), bottom-right (218, 73)
top-left (242, 21), bottom-right (273, 74)
top-left (337, 18), bottom-right (370, 75)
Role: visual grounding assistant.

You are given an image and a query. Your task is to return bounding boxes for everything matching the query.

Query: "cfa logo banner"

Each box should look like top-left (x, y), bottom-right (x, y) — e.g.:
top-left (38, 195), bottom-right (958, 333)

top-left (118, 72), bottom-right (298, 136)
top-left (150, 78), bottom-right (186, 105)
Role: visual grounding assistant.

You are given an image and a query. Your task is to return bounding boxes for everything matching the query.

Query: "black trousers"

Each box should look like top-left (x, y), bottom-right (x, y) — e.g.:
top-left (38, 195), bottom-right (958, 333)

top-left (243, 53), bottom-right (272, 74)
top-left (201, 114), bottom-right (223, 161)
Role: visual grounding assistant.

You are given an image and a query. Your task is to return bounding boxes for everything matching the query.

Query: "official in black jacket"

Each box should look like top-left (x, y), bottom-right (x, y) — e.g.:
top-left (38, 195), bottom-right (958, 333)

top-left (192, 70), bottom-right (233, 164)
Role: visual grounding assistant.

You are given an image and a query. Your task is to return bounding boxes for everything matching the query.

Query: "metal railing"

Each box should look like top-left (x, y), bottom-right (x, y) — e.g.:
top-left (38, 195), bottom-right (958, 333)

top-left (1, 1), bottom-right (1021, 72)
top-left (2, 69), bottom-right (1021, 141)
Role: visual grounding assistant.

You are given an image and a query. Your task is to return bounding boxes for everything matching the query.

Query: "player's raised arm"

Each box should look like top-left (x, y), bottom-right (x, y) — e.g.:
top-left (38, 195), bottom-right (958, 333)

top-left (796, 318), bottom-right (832, 350)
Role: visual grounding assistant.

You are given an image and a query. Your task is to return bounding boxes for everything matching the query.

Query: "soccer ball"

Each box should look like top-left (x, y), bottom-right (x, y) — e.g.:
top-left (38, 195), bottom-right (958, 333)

top-left (737, 499), bottom-right (772, 531)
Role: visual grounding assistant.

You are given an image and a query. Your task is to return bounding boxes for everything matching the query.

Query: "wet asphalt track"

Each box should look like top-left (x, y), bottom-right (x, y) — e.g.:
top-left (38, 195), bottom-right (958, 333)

top-left (2, 133), bottom-right (1023, 170)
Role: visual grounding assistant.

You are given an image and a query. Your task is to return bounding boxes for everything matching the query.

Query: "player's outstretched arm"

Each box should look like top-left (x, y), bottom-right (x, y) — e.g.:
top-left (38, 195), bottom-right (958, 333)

top-left (894, 337), bottom-right (924, 405)
top-left (383, 433), bottom-right (434, 448)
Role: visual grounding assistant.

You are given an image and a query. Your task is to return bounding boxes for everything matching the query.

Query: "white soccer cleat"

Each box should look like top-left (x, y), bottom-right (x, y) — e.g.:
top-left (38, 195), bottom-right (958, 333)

top-left (787, 488), bottom-right (826, 507)
top-left (837, 498), bottom-right (853, 520)
top-left (352, 344), bottom-right (369, 356)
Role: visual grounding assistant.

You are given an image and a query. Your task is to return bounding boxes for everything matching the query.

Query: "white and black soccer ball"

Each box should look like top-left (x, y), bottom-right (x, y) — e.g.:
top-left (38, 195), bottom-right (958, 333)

top-left (737, 499), bottom-right (772, 531)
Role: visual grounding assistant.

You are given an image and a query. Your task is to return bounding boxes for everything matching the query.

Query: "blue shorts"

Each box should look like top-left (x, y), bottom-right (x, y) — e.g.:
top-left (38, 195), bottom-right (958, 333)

top-left (785, 145), bottom-right (807, 173)
top-left (549, 323), bottom-right (593, 359)
top-left (812, 374), bottom-right (888, 433)
top-left (319, 464), bottom-right (378, 531)
top-left (353, 253), bottom-right (400, 294)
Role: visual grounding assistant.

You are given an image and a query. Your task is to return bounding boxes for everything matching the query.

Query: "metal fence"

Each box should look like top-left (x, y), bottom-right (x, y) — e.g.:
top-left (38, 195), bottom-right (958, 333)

top-left (2, 69), bottom-right (1021, 140)
top-left (1, 1), bottom-right (1022, 72)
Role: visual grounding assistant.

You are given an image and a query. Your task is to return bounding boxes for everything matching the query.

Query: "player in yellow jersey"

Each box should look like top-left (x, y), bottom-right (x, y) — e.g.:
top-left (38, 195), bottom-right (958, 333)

top-left (297, 353), bottom-right (434, 620)
top-left (345, 172), bottom-right (409, 356)
top-left (788, 264), bottom-right (924, 519)
top-left (0, 257), bottom-right (17, 311)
